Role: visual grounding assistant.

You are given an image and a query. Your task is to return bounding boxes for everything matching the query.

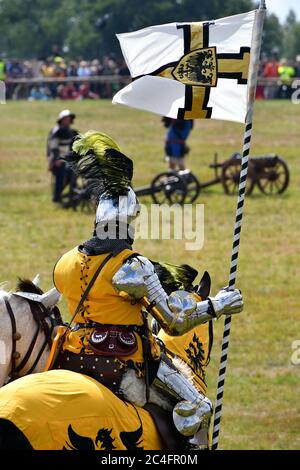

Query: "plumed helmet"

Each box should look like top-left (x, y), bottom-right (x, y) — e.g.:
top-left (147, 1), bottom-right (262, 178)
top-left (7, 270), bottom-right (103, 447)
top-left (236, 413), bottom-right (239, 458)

top-left (63, 131), bottom-right (140, 232)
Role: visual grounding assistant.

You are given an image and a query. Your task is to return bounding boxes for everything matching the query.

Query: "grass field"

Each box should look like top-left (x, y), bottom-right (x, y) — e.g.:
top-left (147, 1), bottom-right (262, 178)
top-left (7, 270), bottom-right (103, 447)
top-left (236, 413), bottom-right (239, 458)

top-left (0, 99), bottom-right (299, 450)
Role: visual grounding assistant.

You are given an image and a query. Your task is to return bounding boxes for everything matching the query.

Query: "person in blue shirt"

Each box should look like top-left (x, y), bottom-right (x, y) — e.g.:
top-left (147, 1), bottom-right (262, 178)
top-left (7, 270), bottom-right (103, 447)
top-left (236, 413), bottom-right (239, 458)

top-left (163, 118), bottom-right (194, 171)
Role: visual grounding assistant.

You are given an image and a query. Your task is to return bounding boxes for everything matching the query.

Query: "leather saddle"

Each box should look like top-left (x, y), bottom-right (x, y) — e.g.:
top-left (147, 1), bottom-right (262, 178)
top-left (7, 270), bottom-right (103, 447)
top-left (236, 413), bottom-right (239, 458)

top-left (143, 403), bottom-right (184, 451)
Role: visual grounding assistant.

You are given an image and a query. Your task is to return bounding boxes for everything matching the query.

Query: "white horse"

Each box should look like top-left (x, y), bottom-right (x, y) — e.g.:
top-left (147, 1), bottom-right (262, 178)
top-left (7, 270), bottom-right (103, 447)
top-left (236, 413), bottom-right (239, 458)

top-left (0, 276), bottom-right (61, 387)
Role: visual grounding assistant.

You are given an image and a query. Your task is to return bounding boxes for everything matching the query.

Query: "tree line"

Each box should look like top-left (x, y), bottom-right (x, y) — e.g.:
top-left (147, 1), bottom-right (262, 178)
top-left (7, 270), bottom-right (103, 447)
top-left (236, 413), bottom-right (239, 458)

top-left (0, 0), bottom-right (299, 60)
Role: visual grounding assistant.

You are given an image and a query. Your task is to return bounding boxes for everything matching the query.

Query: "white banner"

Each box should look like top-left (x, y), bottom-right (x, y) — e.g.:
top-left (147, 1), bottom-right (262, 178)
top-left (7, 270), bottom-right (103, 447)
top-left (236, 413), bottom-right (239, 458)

top-left (113, 11), bottom-right (257, 123)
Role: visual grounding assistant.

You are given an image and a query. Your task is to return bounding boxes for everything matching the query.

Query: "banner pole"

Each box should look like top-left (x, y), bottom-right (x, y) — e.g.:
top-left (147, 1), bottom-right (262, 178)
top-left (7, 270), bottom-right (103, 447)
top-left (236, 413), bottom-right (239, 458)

top-left (211, 0), bottom-right (266, 450)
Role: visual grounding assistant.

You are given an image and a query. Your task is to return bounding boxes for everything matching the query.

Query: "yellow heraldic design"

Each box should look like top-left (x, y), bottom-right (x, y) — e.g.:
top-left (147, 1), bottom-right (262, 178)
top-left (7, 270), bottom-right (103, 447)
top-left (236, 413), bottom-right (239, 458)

top-left (0, 370), bottom-right (164, 450)
top-left (153, 22), bottom-right (250, 119)
top-left (158, 292), bottom-right (212, 395)
top-left (172, 47), bottom-right (218, 87)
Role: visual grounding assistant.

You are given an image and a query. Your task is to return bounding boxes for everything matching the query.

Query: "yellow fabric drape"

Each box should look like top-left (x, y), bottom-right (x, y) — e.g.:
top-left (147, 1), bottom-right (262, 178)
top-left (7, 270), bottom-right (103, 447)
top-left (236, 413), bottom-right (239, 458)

top-left (0, 370), bottom-right (164, 450)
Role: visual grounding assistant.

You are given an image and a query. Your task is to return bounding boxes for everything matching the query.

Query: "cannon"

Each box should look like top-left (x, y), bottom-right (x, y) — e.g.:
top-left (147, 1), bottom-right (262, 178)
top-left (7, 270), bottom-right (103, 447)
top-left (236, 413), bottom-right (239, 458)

top-left (219, 154), bottom-right (290, 196)
top-left (135, 153), bottom-right (290, 203)
top-left (60, 176), bottom-right (96, 212)
top-left (60, 153), bottom-right (290, 210)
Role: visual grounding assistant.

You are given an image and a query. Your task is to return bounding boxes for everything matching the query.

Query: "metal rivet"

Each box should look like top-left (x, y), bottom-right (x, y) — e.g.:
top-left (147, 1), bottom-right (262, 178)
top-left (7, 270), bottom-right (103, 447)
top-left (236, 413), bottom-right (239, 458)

top-left (100, 373), bottom-right (103, 377)
top-left (113, 382), bottom-right (116, 385)
top-left (80, 357), bottom-right (83, 361)
top-left (80, 365), bottom-right (83, 369)
top-left (92, 366), bottom-right (96, 369)
top-left (66, 357), bottom-right (70, 361)
top-left (95, 358), bottom-right (98, 362)
top-left (114, 369), bottom-right (117, 373)
top-left (106, 360), bottom-right (110, 363)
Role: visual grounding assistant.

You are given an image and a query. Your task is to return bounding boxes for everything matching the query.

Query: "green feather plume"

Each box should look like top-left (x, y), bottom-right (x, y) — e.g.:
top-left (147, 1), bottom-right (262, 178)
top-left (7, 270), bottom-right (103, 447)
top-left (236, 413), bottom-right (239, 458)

top-left (63, 131), bottom-right (133, 199)
top-left (151, 261), bottom-right (198, 295)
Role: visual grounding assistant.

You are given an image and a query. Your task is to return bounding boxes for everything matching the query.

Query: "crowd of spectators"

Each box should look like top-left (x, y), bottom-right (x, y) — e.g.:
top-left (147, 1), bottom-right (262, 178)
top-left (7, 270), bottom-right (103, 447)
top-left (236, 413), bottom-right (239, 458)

top-left (0, 53), bottom-right (130, 100)
top-left (0, 51), bottom-right (299, 101)
top-left (257, 54), bottom-right (300, 100)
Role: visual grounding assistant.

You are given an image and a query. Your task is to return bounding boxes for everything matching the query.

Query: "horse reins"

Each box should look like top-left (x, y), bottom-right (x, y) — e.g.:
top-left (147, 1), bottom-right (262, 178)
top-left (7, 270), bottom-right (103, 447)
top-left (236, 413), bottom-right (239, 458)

top-left (4, 298), bottom-right (61, 382)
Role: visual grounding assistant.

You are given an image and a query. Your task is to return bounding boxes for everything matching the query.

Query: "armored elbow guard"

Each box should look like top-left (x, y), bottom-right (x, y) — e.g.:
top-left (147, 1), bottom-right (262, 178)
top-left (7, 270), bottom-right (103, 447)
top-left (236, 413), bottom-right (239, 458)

top-left (112, 256), bottom-right (214, 335)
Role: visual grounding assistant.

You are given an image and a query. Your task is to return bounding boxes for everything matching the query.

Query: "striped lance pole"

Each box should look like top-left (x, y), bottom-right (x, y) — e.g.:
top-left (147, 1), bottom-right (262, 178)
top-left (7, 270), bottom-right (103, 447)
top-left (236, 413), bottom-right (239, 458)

top-left (211, 1), bottom-right (266, 450)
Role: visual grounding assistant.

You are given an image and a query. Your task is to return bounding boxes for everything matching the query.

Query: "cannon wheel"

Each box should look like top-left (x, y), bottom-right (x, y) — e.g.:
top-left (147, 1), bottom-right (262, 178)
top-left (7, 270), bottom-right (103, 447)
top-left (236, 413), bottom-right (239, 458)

top-left (256, 157), bottom-right (290, 195)
top-left (151, 171), bottom-right (187, 205)
top-left (221, 159), bottom-right (255, 196)
top-left (61, 177), bottom-right (96, 213)
top-left (179, 171), bottom-right (201, 203)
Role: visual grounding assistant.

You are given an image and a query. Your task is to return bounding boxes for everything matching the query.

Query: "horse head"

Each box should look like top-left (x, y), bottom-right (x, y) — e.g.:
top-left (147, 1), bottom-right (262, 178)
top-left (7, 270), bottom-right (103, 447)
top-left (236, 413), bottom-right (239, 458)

top-left (0, 277), bottom-right (62, 387)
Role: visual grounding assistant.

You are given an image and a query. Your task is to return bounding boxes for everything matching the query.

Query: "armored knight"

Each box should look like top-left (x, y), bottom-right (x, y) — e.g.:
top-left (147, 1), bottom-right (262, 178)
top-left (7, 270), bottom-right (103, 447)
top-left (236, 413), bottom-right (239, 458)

top-left (53, 131), bottom-right (243, 450)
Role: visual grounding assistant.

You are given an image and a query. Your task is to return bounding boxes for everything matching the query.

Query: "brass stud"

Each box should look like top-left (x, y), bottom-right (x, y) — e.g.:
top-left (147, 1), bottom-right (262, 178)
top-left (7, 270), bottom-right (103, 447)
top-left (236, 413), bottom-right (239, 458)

top-left (13, 333), bottom-right (21, 341)
top-left (12, 352), bottom-right (20, 359)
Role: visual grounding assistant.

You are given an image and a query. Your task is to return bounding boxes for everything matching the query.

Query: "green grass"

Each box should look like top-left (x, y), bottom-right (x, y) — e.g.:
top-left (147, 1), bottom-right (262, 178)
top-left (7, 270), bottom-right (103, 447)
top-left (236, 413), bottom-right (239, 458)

top-left (0, 99), bottom-right (299, 449)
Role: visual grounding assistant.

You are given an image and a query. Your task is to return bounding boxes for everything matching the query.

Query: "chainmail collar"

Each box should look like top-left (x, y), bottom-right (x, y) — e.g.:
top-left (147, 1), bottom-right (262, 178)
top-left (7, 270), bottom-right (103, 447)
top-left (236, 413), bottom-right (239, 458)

top-left (79, 236), bottom-right (132, 257)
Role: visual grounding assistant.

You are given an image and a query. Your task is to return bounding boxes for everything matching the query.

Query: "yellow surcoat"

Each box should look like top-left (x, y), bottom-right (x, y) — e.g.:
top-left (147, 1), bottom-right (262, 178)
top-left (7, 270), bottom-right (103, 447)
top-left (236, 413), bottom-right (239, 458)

top-left (53, 247), bottom-right (211, 390)
top-left (53, 247), bottom-right (160, 365)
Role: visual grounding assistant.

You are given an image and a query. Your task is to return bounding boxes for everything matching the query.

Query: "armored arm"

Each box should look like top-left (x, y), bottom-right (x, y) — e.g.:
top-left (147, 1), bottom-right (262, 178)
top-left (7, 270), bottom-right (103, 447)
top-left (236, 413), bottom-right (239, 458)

top-left (112, 256), bottom-right (243, 336)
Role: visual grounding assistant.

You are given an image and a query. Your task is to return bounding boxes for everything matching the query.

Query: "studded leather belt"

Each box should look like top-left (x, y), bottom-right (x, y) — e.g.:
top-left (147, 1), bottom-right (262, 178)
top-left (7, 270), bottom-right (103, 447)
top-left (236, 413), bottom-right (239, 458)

top-left (55, 351), bottom-right (125, 396)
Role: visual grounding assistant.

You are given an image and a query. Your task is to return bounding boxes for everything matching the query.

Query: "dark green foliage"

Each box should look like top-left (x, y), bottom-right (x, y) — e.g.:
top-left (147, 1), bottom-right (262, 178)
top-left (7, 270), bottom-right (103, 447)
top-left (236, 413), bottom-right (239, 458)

top-left (0, 1), bottom-right (298, 62)
top-left (0, 0), bottom-right (253, 59)
top-left (262, 13), bottom-right (284, 57)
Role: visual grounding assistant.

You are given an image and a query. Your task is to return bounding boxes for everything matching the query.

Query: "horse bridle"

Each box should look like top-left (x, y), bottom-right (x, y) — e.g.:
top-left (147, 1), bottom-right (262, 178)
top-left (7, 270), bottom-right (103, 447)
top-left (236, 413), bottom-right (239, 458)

top-left (4, 298), bottom-right (62, 382)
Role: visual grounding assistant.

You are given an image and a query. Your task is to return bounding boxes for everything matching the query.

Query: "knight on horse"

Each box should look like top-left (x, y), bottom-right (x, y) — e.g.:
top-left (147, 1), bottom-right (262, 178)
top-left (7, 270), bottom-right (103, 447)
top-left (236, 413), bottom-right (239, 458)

top-left (48, 130), bottom-right (243, 449)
